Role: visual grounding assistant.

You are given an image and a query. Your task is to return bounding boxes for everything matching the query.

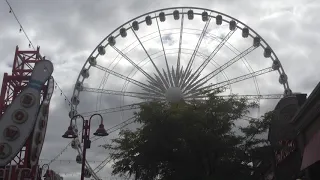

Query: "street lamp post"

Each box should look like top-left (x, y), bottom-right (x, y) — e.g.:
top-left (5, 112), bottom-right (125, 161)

top-left (41, 163), bottom-right (50, 180)
top-left (62, 114), bottom-right (108, 180)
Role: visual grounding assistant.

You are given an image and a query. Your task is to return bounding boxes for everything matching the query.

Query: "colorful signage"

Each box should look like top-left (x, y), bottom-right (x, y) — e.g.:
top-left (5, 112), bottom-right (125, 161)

top-left (30, 77), bottom-right (54, 166)
top-left (0, 60), bottom-right (54, 166)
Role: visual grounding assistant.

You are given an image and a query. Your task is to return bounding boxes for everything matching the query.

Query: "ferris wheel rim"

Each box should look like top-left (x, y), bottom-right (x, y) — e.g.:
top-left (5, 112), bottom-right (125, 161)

top-left (71, 7), bottom-right (290, 112)
top-left (68, 7), bottom-right (291, 179)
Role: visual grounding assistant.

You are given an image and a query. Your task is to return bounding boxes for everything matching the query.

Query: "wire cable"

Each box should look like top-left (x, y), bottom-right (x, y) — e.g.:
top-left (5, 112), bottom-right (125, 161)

top-left (4, 0), bottom-right (73, 108)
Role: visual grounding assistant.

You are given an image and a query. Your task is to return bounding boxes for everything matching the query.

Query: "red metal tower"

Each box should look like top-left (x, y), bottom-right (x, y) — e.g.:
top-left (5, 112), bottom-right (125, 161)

top-left (0, 46), bottom-right (47, 179)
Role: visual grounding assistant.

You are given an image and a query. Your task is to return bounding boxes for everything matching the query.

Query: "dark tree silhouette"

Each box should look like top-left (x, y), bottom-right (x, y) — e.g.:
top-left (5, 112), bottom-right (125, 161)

top-left (102, 91), bottom-right (274, 180)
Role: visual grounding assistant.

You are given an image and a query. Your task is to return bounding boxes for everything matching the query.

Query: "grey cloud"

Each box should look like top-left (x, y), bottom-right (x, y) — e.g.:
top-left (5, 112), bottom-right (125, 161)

top-left (1, 0), bottom-right (320, 179)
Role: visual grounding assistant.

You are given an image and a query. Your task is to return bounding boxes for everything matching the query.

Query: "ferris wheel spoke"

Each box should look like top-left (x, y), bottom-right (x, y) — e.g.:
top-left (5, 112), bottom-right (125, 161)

top-left (146, 79), bottom-right (166, 94)
top-left (182, 29), bottom-right (237, 90)
top-left (155, 14), bottom-right (174, 88)
top-left (95, 158), bottom-right (113, 174)
top-left (162, 69), bottom-right (171, 86)
top-left (186, 94), bottom-right (283, 101)
top-left (82, 87), bottom-right (164, 100)
top-left (180, 68), bottom-right (193, 88)
top-left (171, 66), bottom-right (179, 87)
top-left (176, 10), bottom-right (185, 87)
top-left (152, 73), bottom-right (169, 92)
top-left (180, 17), bottom-right (211, 87)
top-left (94, 156), bottom-right (112, 173)
top-left (80, 103), bottom-right (142, 116)
top-left (183, 46), bottom-right (257, 93)
top-left (94, 64), bottom-right (163, 94)
top-left (131, 28), bottom-right (169, 90)
top-left (185, 67), bottom-right (275, 97)
top-left (91, 115), bottom-right (137, 145)
top-left (111, 45), bottom-right (167, 91)
top-left (106, 116), bottom-right (136, 134)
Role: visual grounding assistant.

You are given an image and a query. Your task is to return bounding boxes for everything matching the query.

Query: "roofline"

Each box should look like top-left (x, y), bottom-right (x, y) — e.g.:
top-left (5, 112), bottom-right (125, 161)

top-left (291, 82), bottom-right (320, 130)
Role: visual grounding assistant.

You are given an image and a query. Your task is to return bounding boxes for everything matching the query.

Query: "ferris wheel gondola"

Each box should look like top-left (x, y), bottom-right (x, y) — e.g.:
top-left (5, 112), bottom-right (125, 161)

top-left (76, 155), bottom-right (82, 164)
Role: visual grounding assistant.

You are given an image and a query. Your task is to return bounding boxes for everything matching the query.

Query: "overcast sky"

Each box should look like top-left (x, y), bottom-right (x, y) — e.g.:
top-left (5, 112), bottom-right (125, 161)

top-left (1, 0), bottom-right (320, 179)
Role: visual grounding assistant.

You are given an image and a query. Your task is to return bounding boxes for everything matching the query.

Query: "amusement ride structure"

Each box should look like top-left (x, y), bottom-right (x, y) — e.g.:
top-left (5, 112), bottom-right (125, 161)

top-left (65, 7), bottom-right (291, 180)
top-left (1, 5), bottom-right (294, 180)
top-left (0, 46), bottom-right (61, 179)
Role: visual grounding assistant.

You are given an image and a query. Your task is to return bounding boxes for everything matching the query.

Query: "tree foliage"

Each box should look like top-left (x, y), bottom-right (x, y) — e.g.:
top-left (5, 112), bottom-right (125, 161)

top-left (102, 92), bottom-right (274, 180)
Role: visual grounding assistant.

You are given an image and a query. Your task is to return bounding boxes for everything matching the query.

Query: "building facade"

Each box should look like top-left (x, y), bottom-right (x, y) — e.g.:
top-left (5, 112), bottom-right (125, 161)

top-left (264, 82), bottom-right (320, 180)
top-left (292, 82), bottom-right (320, 179)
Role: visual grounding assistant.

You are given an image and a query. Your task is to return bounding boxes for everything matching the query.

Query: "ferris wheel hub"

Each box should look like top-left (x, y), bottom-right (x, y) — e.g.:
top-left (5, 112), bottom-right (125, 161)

top-left (165, 87), bottom-right (183, 103)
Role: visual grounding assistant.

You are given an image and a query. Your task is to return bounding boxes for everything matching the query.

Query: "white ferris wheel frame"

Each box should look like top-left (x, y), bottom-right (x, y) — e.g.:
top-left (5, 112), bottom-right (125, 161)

top-left (68, 7), bottom-right (291, 180)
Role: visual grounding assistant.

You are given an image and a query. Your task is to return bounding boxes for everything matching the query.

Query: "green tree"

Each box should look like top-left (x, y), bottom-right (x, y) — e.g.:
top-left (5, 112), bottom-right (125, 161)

top-left (102, 91), bottom-right (274, 180)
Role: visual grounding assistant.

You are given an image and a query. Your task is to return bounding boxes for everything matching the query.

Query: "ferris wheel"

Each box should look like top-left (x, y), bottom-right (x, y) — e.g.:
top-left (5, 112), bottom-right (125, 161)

top-left (68, 7), bottom-right (291, 179)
